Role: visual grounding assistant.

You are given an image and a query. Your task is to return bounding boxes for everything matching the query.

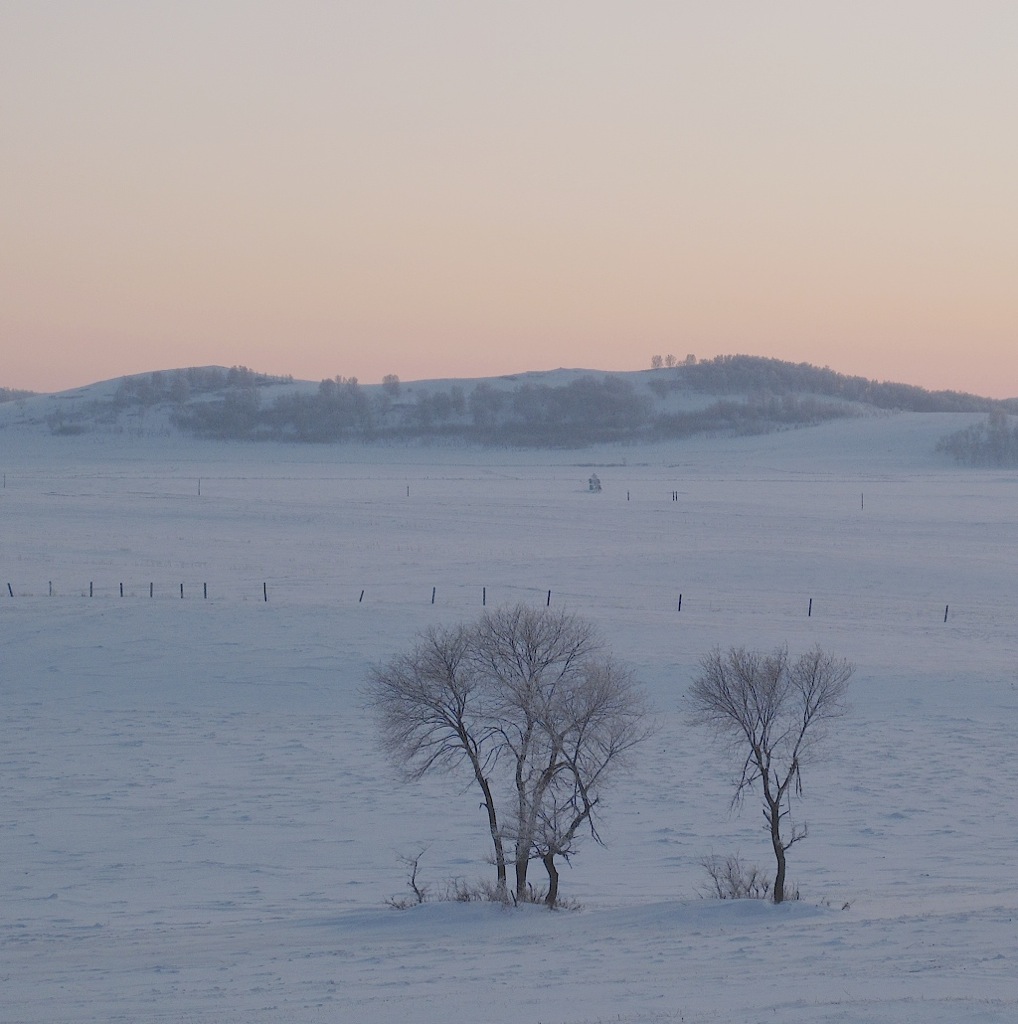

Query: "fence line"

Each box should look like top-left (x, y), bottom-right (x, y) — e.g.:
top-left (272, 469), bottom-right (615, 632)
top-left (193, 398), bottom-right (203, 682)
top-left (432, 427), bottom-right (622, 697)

top-left (0, 577), bottom-right (987, 628)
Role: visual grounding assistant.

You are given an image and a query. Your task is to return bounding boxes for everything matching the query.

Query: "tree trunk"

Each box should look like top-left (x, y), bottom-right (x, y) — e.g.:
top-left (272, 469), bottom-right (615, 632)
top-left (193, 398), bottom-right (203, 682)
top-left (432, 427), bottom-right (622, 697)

top-left (513, 725), bottom-right (535, 900)
top-left (769, 801), bottom-right (786, 904)
top-left (480, 776), bottom-right (508, 896)
top-left (469, 761), bottom-right (507, 898)
top-left (542, 852), bottom-right (559, 907)
top-left (515, 850), bottom-right (530, 899)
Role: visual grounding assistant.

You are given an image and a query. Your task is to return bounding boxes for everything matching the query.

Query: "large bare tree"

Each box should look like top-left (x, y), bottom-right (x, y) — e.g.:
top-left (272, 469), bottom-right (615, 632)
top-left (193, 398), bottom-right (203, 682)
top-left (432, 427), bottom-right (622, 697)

top-left (686, 644), bottom-right (852, 903)
top-left (370, 605), bottom-right (649, 906)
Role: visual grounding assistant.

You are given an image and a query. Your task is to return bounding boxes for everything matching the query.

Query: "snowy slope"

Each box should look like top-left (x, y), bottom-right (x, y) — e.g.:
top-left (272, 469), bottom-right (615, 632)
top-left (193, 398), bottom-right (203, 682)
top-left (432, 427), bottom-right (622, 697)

top-left (2, 420), bottom-right (1016, 1023)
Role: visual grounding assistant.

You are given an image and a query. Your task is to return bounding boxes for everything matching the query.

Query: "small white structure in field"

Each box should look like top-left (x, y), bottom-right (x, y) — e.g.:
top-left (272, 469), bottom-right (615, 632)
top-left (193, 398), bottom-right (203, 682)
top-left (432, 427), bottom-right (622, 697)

top-left (588, 473), bottom-right (602, 493)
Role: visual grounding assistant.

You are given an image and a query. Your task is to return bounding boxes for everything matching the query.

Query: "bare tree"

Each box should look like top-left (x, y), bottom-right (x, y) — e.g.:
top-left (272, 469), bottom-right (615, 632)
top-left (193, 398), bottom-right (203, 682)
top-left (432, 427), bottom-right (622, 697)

top-left (472, 604), bottom-right (603, 900)
top-left (686, 645), bottom-right (852, 903)
top-left (369, 624), bottom-right (509, 896)
top-left (369, 605), bottom-right (649, 907)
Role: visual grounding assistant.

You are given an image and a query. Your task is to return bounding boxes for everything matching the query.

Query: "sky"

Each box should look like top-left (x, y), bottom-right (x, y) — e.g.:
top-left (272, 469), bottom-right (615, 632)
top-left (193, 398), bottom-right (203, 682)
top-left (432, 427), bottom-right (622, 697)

top-left (2, 2), bottom-right (1017, 398)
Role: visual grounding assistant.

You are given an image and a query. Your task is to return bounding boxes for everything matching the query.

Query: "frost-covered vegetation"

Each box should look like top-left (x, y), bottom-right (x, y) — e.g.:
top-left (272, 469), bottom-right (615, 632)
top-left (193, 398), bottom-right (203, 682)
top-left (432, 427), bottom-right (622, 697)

top-left (672, 355), bottom-right (1007, 411)
top-left (936, 410), bottom-right (1018, 466)
top-left (41, 365), bottom-right (292, 437)
top-left (0, 385), bottom-right (34, 403)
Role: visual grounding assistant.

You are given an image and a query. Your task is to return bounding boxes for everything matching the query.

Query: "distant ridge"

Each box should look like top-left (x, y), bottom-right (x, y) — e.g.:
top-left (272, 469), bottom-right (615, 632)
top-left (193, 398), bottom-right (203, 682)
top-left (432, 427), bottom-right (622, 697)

top-left (2, 356), bottom-right (1014, 450)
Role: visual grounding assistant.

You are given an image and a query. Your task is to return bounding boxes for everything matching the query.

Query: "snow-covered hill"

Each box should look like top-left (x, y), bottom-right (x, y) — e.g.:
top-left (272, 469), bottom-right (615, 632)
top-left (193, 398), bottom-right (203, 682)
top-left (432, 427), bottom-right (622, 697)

top-left (2, 357), bottom-right (1006, 448)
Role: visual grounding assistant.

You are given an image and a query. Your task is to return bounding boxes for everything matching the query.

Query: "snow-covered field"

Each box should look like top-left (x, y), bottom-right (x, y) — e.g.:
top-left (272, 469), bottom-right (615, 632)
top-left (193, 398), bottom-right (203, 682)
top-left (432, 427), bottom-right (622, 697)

top-left (2, 414), bottom-right (1016, 1023)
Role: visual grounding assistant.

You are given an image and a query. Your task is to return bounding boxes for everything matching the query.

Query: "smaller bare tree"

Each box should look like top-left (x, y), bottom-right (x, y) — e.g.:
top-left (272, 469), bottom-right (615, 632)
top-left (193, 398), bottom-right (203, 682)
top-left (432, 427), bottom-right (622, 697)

top-left (686, 644), bottom-right (852, 903)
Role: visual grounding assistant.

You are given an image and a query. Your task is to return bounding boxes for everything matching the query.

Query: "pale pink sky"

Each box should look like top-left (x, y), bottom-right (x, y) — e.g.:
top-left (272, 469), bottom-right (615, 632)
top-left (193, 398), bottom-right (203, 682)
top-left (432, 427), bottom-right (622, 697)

top-left (2, 2), bottom-right (1017, 397)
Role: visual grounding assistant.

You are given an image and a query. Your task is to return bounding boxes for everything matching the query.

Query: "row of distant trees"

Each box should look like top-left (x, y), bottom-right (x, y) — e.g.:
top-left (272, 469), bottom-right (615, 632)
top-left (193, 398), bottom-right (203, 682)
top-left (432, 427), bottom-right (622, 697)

top-left (114, 365), bottom-right (292, 407)
top-left (169, 373), bottom-right (658, 444)
top-left (650, 354), bottom-right (697, 368)
top-left (168, 367), bottom-right (862, 444)
top-left (0, 386), bottom-right (35, 404)
top-left (654, 355), bottom-right (1010, 413)
top-left (370, 604), bottom-right (852, 908)
top-left (44, 366), bottom-right (293, 436)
